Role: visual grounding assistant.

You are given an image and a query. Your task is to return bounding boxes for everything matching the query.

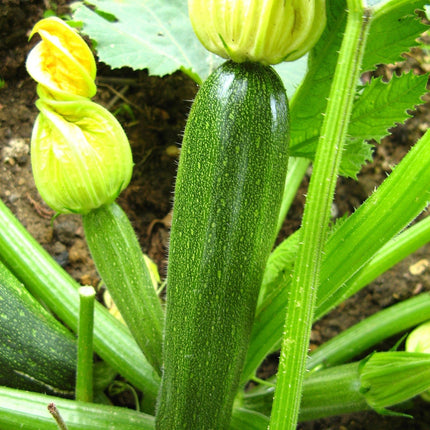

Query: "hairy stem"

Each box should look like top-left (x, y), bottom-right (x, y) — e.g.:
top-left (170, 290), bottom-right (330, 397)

top-left (269, 2), bottom-right (372, 428)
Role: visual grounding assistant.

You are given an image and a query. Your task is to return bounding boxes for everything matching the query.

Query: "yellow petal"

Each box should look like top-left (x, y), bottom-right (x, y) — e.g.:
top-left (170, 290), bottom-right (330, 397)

top-left (27, 17), bottom-right (96, 99)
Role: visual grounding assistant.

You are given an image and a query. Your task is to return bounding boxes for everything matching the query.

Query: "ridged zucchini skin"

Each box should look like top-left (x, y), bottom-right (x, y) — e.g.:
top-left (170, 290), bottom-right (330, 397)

top-left (0, 260), bottom-right (76, 396)
top-left (156, 61), bottom-right (289, 429)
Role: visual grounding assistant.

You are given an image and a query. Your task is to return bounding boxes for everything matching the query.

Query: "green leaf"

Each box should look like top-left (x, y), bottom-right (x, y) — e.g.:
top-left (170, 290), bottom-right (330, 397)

top-left (289, 0), bottom-right (347, 158)
top-left (72, 0), bottom-right (222, 83)
top-left (339, 139), bottom-right (374, 179)
top-left (362, 0), bottom-right (429, 72)
top-left (340, 71), bottom-right (428, 177)
top-left (257, 231), bottom-right (299, 307)
top-left (289, 0), bottom-right (428, 177)
top-left (349, 72), bottom-right (428, 142)
top-left (273, 56), bottom-right (309, 99)
top-left (72, 0), bottom-right (307, 93)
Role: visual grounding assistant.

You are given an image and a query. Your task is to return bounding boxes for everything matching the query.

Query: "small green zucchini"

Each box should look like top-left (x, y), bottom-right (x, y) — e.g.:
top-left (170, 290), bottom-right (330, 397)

top-left (156, 60), bottom-right (289, 429)
top-left (0, 260), bottom-right (76, 396)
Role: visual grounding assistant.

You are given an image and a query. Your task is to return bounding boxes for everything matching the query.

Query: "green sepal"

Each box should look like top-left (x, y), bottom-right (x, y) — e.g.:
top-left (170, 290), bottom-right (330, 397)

top-left (31, 98), bottom-right (133, 214)
top-left (359, 352), bottom-right (430, 411)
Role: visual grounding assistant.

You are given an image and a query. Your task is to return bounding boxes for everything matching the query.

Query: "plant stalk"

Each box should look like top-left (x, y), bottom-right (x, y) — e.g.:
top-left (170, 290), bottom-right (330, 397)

top-left (82, 203), bottom-right (164, 374)
top-left (269, 2), bottom-right (372, 428)
top-left (76, 286), bottom-right (95, 403)
top-left (0, 386), bottom-right (155, 430)
top-left (345, 215), bottom-right (430, 299)
top-left (245, 352), bottom-right (430, 422)
top-left (307, 292), bottom-right (430, 370)
top-left (0, 199), bottom-right (160, 410)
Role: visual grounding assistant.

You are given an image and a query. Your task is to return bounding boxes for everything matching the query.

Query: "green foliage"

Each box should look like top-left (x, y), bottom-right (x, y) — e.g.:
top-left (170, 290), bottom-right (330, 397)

top-left (71, 0), bottom-right (308, 93)
top-left (71, 0), bottom-right (428, 176)
top-left (1, 0), bottom-right (430, 428)
top-left (362, 0), bottom-right (429, 72)
top-left (72, 0), bottom-right (221, 84)
top-left (288, 0), bottom-right (347, 158)
top-left (351, 73), bottom-right (428, 141)
top-left (289, 0), bottom-right (429, 177)
top-left (344, 72), bottom-right (428, 177)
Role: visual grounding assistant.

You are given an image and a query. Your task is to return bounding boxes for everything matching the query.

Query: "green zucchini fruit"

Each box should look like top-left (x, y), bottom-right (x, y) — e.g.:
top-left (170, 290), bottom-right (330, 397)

top-left (156, 60), bottom-right (289, 429)
top-left (0, 260), bottom-right (76, 396)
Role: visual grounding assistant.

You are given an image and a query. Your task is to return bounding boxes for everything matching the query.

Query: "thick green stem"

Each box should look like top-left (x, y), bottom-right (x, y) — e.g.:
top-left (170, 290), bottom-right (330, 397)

top-left (346, 216), bottom-right (430, 297)
top-left (269, 2), bottom-right (371, 428)
top-left (244, 362), bottom-right (367, 421)
top-left (75, 286), bottom-right (95, 403)
top-left (243, 162), bottom-right (430, 383)
top-left (82, 203), bottom-right (164, 374)
top-left (316, 204), bottom-right (430, 319)
top-left (315, 131), bottom-right (430, 319)
top-left (0, 386), bottom-right (155, 430)
top-left (308, 292), bottom-right (430, 370)
top-left (0, 199), bottom-right (160, 410)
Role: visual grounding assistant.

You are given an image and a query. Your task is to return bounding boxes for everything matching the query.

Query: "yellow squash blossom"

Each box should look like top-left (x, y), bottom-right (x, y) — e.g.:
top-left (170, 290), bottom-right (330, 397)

top-left (189, 0), bottom-right (326, 65)
top-left (26, 17), bottom-right (97, 100)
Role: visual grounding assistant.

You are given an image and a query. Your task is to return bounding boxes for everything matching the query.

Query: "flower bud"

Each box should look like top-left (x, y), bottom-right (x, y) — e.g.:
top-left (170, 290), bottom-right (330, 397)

top-left (406, 320), bottom-right (430, 401)
top-left (26, 17), bottom-right (96, 100)
top-left (31, 99), bottom-right (133, 214)
top-left (407, 321), bottom-right (430, 354)
top-left (188, 0), bottom-right (326, 65)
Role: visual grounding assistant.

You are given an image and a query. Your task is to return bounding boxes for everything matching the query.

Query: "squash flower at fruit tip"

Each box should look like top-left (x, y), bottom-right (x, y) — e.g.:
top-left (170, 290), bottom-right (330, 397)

top-left (26, 17), bottom-right (96, 100)
top-left (31, 98), bottom-right (133, 214)
top-left (188, 0), bottom-right (326, 65)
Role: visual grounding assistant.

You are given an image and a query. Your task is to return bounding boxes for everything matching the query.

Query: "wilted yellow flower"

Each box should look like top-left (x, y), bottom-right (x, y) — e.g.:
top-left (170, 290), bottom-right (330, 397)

top-left (189, 0), bottom-right (326, 65)
top-left (26, 17), bottom-right (96, 99)
top-left (31, 98), bottom-right (133, 214)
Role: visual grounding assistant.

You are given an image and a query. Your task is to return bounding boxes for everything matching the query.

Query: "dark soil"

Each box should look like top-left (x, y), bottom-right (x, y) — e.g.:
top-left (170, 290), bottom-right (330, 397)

top-left (1, 1), bottom-right (429, 429)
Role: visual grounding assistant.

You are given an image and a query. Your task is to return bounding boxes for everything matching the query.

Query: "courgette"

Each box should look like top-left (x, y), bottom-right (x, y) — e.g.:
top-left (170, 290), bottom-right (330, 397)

top-left (0, 260), bottom-right (76, 396)
top-left (156, 60), bottom-right (289, 429)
